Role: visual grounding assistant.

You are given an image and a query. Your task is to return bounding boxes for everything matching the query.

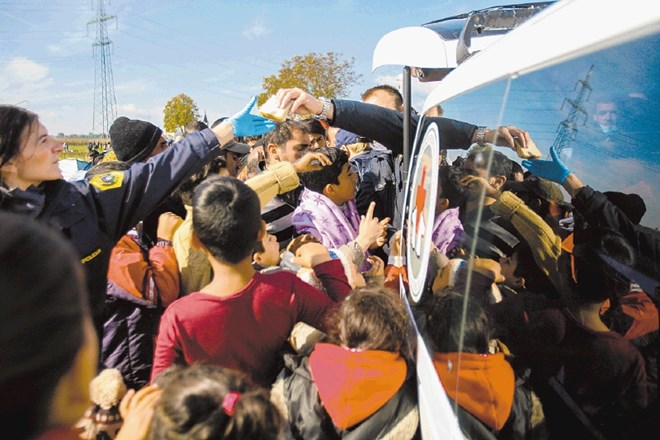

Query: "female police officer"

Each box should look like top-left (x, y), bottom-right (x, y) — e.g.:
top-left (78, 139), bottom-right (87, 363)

top-left (0, 99), bottom-right (270, 340)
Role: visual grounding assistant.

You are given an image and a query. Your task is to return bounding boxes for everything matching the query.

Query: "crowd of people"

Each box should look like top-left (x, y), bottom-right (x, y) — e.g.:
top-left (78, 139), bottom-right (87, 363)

top-left (0, 82), bottom-right (658, 440)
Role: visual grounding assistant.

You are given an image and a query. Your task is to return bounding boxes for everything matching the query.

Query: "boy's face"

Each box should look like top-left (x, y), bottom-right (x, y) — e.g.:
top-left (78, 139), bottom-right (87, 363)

top-left (328, 163), bottom-right (358, 205)
top-left (256, 233), bottom-right (281, 267)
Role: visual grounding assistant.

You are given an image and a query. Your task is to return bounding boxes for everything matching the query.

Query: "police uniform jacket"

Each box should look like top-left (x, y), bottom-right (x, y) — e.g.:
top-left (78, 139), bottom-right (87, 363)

top-left (0, 129), bottom-right (222, 336)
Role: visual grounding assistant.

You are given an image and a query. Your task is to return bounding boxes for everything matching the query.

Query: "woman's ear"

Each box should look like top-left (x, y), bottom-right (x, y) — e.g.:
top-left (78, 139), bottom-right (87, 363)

top-left (0, 160), bottom-right (17, 174)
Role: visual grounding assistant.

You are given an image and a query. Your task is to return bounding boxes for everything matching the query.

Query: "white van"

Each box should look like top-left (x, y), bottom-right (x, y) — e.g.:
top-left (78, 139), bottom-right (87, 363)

top-left (397, 0), bottom-right (659, 438)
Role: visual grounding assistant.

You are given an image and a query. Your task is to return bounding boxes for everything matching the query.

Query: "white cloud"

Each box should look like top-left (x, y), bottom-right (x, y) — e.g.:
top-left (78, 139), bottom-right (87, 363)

top-left (0, 57), bottom-right (54, 100)
top-left (47, 44), bottom-right (63, 54)
top-left (116, 103), bottom-right (157, 122)
top-left (242, 18), bottom-right (270, 40)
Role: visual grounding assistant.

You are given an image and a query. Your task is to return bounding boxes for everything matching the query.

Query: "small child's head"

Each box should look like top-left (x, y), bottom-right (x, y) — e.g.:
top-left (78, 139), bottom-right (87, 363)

top-left (252, 233), bottom-right (281, 269)
top-left (193, 176), bottom-right (262, 264)
top-left (436, 165), bottom-right (470, 215)
top-left (148, 365), bottom-right (283, 440)
top-left (299, 147), bottom-right (357, 206)
top-left (329, 286), bottom-right (409, 354)
top-left (424, 288), bottom-right (491, 354)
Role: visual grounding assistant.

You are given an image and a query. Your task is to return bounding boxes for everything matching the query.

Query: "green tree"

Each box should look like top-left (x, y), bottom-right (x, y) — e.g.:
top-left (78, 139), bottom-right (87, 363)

top-left (258, 52), bottom-right (361, 105)
top-left (163, 93), bottom-right (199, 134)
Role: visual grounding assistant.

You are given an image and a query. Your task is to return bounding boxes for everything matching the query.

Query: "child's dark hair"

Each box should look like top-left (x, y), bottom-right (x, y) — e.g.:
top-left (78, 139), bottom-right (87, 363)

top-left (439, 165), bottom-right (469, 209)
top-left (424, 288), bottom-right (491, 354)
top-left (148, 365), bottom-right (283, 440)
top-left (298, 147), bottom-right (348, 194)
top-left (328, 286), bottom-right (409, 354)
top-left (175, 163), bottom-right (213, 206)
top-left (193, 176), bottom-right (261, 263)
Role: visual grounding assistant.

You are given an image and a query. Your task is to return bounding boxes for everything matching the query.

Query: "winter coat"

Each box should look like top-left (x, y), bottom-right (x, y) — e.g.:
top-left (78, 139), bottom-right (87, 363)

top-left (281, 343), bottom-right (419, 440)
top-left (433, 351), bottom-right (532, 440)
top-left (0, 130), bottom-right (221, 338)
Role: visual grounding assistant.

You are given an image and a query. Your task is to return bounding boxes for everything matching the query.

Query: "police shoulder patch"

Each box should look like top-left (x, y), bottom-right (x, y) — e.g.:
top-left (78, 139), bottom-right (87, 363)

top-left (89, 171), bottom-right (124, 191)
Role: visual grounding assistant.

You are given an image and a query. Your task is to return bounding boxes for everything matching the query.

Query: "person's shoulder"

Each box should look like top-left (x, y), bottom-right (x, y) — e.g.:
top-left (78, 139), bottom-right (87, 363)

top-left (256, 267), bottom-right (299, 282)
top-left (164, 292), bottom-right (210, 312)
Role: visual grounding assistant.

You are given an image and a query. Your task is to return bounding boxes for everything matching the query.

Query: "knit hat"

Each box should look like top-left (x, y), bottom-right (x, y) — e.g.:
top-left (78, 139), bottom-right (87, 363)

top-left (603, 191), bottom-right (646, 225)
top-left (109, 116), bottom-right (163, 163)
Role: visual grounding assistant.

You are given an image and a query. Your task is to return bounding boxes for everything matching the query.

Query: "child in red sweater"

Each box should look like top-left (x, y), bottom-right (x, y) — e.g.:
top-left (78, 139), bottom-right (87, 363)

top-left (151, 176), bottom-right (351, 386)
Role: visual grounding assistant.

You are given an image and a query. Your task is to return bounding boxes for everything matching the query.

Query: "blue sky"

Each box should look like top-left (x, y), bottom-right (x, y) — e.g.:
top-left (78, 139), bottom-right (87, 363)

top-left (0, 0), bottom-right (499, 135)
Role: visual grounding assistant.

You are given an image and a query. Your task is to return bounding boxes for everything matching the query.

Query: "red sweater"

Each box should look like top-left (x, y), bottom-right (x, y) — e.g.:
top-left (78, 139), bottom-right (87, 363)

top-left (151, 260), bottom-right (350, 386)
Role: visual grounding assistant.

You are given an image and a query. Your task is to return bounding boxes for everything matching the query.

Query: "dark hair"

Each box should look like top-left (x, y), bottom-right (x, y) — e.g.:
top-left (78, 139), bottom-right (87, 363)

top-left (0, 212), bottom-right (87, 438)
top-left (328, 286), bottom-right (409, 354)
top-left (361, 85), bottom-right (403, 110)
top-left (298, 147), bottom-right (348, 194)
top-left (84, 160), bottom-right (131, 179)
top-left (148, 365), bottom-right (283, 440)
top-left (176, 163), bottom-right (213, 206)
top-left (573, 228), bottom-right (635, 303)
top-left (484, 150), bottom-right (512, 178)
top-left (424, 288), bottom-right (491, 354)
top-left (466, 145), bottom-right (512, 178)
top-left (186, 120), bottom-right (209, 134)
top-left (304, 118), bottom-right (326, 136)
top-left (262, 120), bottom-right (309, 160)
top-left (439, 165), bottom-right (469, 210)
top-left (509, 160), bottom-right (524, 180)
top-left (0, 105), bottom-right (39, 177)
top-left (193, 176), bottom-right (261, 263)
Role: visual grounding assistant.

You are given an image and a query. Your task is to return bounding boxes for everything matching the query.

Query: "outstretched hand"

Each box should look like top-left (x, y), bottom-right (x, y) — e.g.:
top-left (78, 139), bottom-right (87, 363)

top-left (357, 202), bottom-right (389, 251)
top-left (275, 88), bottom-right (324, 117)
top-left (485, 125), bottom-right (531, 150)
top-left (292, 151), bottom-right (332, 174)
top-left (229, 96), bottom-right (276, 137)
top-left (521, 146), bottom-right (571, 184)
top-left (459, 175), bottom-right (499, 199)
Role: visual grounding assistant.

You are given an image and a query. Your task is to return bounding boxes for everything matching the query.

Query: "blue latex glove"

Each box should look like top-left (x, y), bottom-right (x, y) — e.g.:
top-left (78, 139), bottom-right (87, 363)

top-left (228, 96), bottom-right (276, 137)
top-left (521, 146), bottom-right (572, 184)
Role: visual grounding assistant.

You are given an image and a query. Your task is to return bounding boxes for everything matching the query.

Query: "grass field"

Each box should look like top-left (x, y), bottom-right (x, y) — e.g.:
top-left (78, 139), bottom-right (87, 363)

top-left (56, 137), bottom-right (109, 160)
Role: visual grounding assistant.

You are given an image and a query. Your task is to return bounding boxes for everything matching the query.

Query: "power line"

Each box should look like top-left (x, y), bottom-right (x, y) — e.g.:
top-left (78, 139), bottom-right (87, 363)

top-left (88, 0), bottom-right (117, 137)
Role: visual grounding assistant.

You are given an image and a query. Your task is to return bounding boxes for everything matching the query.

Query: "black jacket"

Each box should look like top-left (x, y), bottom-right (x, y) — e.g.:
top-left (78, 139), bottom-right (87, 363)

top-left (281, 344), bottom-right (420, 440)
top-left (572, 185), bottom-right (660, 299)
top-left (333, 99), bottom-right (478, 157)
top-left (0, 130), bottom-right (222, 338)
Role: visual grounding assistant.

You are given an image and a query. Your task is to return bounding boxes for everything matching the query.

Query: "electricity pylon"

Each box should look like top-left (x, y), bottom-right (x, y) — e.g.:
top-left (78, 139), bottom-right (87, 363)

top-left (551, 65), bottom-right (593, 160)
top-left (88, 0), bottom-right (117, 137)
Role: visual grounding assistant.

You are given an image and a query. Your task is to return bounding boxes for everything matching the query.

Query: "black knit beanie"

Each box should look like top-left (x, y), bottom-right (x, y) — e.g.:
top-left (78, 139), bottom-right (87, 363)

top-left (109, 116), bottom-right (163, 163)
